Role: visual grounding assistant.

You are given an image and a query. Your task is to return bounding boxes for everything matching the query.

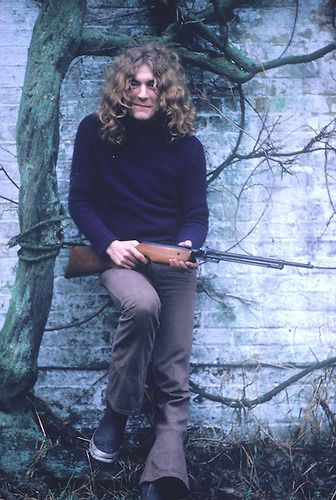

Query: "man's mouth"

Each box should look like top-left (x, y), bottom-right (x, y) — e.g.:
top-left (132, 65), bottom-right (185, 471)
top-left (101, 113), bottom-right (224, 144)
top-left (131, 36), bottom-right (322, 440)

top-left (132, 103), bottom-right (152, 109)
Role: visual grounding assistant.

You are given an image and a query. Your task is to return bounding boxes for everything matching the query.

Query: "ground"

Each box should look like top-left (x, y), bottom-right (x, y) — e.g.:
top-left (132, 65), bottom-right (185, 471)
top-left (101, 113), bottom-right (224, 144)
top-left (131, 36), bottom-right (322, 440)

top-left (1, 416), bottom-right (335, 500)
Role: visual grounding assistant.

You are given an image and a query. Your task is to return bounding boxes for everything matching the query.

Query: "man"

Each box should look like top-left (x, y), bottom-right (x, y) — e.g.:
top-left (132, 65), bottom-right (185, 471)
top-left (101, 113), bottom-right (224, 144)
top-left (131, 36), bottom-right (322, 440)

top-left (69, 45), bottom-right (208, 500)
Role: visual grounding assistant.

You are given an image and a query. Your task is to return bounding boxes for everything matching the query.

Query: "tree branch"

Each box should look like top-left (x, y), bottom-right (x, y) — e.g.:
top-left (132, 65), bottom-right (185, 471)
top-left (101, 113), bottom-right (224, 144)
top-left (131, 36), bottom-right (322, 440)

top-left (0, 163), bottom-right (19, 190)
top-left (77, 29), bottom-right (171, 57)
top-left (0, 195), bottom-right (18, 205)
top-left (78, 22), bottom-right (336, 84)
top-left (45, 301), bottom-right (111, 331)
top-left (276, 0), bottom-right (299, 60)
top-left (255, 41), bottom-right (336, 73)
top-left (207, 84), bottom-right (246, 184)
top-left (190, 356), bottom-right (336, 409)
top-left (78, 28), bottom-right (252, 82)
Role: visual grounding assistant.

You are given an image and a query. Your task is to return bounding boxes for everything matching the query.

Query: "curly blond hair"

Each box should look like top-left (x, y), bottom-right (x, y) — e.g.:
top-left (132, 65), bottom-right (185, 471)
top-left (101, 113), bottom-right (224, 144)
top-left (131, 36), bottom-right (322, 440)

top-left (96, 45), bottom-right (196, 144)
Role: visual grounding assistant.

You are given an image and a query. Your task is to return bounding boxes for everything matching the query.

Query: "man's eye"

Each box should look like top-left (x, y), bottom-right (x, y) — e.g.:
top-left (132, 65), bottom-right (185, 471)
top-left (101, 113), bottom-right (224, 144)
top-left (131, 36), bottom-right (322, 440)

top-left (130, 80), bottom-right (139, 88)
top-left (147, 81), bottom-right (155, 88)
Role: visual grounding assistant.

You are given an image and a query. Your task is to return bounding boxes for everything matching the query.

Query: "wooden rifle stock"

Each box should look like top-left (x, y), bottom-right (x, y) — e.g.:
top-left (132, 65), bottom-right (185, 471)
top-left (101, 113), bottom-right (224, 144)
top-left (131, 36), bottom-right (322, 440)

top-left (64, 243), bottom-right (192, 278)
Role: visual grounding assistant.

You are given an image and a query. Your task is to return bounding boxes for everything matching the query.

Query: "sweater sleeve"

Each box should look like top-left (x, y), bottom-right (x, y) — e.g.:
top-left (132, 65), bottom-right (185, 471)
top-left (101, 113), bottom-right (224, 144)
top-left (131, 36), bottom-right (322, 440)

top-left (176, 137), bottom-right (209, 248)
top-left (68, 115), bottom-right (118, 256)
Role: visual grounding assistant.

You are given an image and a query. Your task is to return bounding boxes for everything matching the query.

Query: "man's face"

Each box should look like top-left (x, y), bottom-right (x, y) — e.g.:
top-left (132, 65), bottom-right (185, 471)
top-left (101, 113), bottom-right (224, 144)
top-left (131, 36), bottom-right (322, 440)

top-left (129, 63), bottom-right (159, 120)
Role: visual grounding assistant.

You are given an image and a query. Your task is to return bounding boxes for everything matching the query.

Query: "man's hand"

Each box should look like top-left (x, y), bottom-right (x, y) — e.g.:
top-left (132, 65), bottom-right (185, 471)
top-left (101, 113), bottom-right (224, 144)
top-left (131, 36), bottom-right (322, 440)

top-left (169, 240), bottom-right (198, 271)
top-left (106, 240), bottom-right (148, 269)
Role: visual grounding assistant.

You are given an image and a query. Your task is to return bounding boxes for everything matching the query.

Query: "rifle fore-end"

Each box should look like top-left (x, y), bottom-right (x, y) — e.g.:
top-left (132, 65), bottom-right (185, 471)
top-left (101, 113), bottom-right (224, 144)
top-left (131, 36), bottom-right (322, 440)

top-left (64, 243), bottom-right (192, 278)
top-left (137, 242), bottom-right (192, 264)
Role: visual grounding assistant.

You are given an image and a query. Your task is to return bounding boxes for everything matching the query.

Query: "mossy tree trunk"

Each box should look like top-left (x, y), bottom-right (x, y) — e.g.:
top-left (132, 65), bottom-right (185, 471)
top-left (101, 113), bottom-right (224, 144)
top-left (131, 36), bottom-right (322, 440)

top-left (0, 0), bottom-right (86, 405)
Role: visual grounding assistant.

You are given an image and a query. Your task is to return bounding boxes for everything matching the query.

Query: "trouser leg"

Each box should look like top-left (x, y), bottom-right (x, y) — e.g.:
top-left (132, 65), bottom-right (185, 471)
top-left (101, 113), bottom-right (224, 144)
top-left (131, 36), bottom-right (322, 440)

top-left (101, 266), bottom-right (161, 415)
top-left (140, 264), bottom-right (197, 490)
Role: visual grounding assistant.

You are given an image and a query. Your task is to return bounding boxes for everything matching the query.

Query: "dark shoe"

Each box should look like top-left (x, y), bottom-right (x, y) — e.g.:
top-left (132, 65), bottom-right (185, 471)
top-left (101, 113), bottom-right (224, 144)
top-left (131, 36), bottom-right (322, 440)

top-left (139, 479), bottom-right (188, 500)
top-left (89, 403), bottom-right (128, 463)
top-left (139, 482), bottom-right (164, 500)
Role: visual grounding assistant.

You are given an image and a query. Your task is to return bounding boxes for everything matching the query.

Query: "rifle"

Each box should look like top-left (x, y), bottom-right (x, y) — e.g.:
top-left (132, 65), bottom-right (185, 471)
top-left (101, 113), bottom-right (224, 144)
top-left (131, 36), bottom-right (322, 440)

top-left (64, 242), bottom-right (314, 278)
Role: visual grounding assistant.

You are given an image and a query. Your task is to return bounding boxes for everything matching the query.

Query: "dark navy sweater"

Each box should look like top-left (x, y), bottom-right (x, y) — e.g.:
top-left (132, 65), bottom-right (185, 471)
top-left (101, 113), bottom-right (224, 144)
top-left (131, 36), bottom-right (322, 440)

top-left (69, 114), bottom-right (209, 257)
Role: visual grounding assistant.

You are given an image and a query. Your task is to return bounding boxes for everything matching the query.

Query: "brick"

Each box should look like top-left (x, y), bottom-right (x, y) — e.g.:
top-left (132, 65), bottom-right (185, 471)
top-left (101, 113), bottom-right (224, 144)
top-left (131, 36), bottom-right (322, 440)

top-left (0, 46), bottom-right (30, 67)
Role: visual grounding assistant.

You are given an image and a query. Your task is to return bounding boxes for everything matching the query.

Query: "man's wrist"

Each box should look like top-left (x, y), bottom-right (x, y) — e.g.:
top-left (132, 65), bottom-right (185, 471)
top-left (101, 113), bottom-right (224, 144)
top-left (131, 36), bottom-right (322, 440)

top-left (106, 239), bottom-right (119, 251)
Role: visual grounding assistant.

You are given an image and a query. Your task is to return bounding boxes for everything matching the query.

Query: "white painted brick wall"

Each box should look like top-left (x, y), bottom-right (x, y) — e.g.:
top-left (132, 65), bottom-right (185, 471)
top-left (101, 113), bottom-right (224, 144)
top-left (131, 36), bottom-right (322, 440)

top-left (0, 0), bottom-right (335, 437)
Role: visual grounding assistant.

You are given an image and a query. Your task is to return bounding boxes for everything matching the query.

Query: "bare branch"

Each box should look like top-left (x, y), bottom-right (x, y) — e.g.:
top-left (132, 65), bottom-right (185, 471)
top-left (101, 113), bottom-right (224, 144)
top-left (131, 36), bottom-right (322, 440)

top-left (45, 300), bottom-right (111, 331)
top-left (190, 356), bottom-right (336, 409)
top-left (0, 145), bottom-right (16, 158)
top-left (0, 163), bottom-right (19, 190)
top-left (235, 118), bottom-right (336, 162)
top-left (229, 163), bottom-right (274, 253)
top-left (255, 41), bottom-right (336, 73)
top-left (276, 0), bottom-right (299, 60)
top-left (206, 84), bottom-right (245, 184)
top-left (0, 195), bottom-right (18, 205)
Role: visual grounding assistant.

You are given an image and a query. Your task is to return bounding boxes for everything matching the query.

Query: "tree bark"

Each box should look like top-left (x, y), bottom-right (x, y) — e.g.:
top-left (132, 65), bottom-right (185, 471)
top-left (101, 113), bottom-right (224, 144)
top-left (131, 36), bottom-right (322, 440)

top-left (0, 0), bottom-right (86, 405)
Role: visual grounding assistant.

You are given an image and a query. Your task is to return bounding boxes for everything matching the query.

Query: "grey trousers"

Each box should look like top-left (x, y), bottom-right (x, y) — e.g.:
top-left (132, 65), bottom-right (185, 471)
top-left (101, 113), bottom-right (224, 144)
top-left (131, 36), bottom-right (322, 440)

top-left (100, 262), bottom-right (197, 489)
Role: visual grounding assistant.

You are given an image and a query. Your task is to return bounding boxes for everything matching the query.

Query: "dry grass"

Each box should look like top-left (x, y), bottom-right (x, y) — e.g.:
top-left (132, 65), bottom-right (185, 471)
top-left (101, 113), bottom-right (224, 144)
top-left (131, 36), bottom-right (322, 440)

top-left (0, 425), bottom-right (335, 500)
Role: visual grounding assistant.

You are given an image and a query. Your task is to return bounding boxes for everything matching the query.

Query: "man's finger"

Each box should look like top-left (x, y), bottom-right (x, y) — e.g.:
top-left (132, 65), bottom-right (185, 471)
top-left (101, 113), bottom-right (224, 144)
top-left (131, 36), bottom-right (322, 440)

top-left (129, 245), bottom-right (148, 264)
top-left (178, 240), bottom-right (193, 248)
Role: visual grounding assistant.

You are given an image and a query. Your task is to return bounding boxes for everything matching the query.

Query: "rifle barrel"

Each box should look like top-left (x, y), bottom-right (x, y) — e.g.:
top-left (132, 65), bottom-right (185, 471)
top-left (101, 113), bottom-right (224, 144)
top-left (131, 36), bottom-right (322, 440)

top-left (194, 249), bottom-right (313, 270)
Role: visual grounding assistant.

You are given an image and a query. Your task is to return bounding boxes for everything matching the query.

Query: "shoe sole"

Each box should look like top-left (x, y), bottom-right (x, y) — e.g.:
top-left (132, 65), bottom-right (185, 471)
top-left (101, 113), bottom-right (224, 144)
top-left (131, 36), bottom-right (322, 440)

top-left (89, 436), bottom-right (120, 463)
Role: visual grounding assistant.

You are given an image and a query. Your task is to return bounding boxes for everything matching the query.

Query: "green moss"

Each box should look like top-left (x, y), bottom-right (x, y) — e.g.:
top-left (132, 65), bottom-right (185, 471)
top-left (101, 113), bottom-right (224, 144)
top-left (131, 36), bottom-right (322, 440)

top-left (0, 407), bottom-right (43, 478)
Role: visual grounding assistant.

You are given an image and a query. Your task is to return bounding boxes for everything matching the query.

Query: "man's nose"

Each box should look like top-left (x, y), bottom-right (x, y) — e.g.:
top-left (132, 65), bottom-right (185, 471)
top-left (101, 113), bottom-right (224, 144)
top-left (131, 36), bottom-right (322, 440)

top-left (138, 84), bottom-right (149, 99)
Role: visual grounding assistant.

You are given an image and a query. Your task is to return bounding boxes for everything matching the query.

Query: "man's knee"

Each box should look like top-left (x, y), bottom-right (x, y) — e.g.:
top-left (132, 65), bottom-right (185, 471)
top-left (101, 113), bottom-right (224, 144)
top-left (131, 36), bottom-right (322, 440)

top-left (123, 292), bottom-right (161, 323)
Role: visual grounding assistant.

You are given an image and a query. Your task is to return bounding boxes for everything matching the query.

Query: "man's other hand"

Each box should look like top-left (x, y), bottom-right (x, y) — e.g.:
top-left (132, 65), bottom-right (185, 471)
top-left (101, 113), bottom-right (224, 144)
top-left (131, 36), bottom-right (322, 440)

top-left (106, 240), bottom-right (148, 269)
top-left (169, 240), bottom-right (198, 271)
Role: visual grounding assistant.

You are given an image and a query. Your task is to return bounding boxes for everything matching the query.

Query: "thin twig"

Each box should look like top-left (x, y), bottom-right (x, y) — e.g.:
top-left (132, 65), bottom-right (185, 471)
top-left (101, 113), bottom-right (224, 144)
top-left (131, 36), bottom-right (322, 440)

top-left (45, 301), bottom-right (111, 331)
